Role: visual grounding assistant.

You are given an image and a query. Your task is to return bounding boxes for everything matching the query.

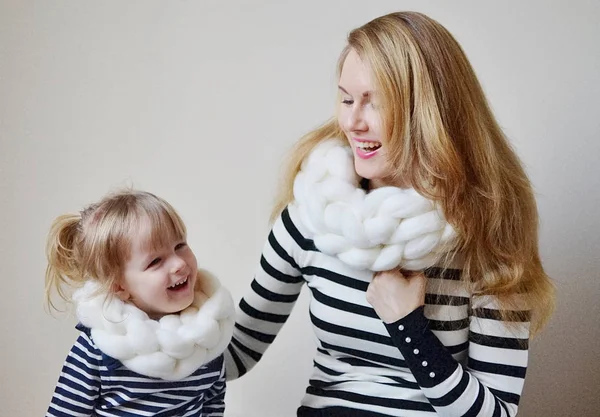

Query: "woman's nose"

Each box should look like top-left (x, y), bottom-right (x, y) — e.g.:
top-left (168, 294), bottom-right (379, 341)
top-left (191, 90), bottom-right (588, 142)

top-left (345, 106), bottom-right (367, 132)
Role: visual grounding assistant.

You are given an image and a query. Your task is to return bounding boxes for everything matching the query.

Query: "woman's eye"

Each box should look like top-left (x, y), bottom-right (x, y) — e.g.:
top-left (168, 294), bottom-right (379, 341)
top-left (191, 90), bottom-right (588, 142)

top-left (175, 242), bottom-right (187, 250)
top-left (341, 99), bottom-right (354, 106)
top-left (147, 258), bottom-right (161, 268)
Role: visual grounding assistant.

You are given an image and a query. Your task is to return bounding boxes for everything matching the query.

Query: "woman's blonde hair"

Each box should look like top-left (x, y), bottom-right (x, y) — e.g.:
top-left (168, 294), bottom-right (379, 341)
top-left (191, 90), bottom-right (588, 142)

top-left (45, 189), bottom-right (187, 312)
top-left (271, 11), bottom-right (554, 334)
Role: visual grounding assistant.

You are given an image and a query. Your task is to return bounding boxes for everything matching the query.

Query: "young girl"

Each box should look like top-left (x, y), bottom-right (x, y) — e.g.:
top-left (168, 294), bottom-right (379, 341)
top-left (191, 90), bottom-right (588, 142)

top-left (45, 189), bottom-right (235, 417)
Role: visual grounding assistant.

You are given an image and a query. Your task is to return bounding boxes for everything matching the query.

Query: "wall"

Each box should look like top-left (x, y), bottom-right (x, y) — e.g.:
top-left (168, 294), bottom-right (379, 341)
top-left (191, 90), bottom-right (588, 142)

top-left (1, 1), bottom-right (598, 416)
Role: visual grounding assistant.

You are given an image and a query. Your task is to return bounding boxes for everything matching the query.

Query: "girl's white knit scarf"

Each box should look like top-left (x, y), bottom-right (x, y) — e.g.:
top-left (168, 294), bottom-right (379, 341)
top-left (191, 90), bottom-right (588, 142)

top-left (292, 139), bottom-right (456, 271)
top-left (73, 269), bottom-right (235, 381)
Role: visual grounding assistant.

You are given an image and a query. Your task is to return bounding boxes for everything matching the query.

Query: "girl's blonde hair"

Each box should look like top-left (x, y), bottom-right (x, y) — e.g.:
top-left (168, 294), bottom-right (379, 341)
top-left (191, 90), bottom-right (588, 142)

top-left (45, 189), bottom-right (186, 312)
top-left (271, 11), bottom-right (554, 334)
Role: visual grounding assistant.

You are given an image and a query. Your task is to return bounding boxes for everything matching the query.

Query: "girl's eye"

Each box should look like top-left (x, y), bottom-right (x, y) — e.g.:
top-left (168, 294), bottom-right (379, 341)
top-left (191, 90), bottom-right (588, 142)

top-left (341, 99), bottom-right (354, 106)
top-left (147, 258), bottom-right (161, 269)
top-left (175, 242), bottom-right (187, 250)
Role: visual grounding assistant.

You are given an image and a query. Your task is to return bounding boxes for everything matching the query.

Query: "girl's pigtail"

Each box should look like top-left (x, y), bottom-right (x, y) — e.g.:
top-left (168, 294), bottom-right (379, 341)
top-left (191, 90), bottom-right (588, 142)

top-left (44, 213), bottom-right (83, 312)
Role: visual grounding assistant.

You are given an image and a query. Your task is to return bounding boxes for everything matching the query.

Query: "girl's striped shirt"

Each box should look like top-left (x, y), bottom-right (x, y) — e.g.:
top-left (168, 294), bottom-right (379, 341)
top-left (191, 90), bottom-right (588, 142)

top-left (47, 326), bottom-right (226, 417)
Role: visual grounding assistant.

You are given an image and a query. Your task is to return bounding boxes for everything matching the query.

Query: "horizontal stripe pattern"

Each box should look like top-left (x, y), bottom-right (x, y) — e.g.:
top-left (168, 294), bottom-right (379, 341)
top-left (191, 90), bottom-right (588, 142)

top-left (47, 330), bottom-right (227, 416)
top-left (224, 206), bottom-right (531, 416)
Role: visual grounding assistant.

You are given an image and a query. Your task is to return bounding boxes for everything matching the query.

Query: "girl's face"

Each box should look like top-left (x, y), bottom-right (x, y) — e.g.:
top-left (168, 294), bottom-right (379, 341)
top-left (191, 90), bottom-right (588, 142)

top-left (337, 49), bottom-right (395, 187)
top-left (117, 218), bottom-right (198, 319)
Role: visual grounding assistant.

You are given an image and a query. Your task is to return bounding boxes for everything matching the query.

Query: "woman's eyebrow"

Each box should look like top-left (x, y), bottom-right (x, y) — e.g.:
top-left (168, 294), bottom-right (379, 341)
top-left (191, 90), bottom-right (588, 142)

top-left (338, 85), bottom-right (372, 97)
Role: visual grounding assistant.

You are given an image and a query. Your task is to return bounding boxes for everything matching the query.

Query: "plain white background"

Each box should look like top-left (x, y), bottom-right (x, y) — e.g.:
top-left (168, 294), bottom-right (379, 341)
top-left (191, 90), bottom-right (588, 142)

top-left (1, 1), bottom-right (599, 416)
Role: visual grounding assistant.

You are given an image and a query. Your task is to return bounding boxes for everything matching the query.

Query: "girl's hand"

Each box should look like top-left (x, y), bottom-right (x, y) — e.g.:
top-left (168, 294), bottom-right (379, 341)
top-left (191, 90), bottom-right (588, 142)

top-left (366, 269), bottom-right (426, 323)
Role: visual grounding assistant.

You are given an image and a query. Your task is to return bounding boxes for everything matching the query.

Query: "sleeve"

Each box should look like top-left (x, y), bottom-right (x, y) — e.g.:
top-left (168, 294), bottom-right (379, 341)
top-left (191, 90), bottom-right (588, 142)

top-left (224, 207), bottom-right (307, 380)
top-left (202, 359), bottom-right (227, 417)
top-left (46, 331), bottom-right (102, 417)
top-left (384, 296), bottom-right (530, 417)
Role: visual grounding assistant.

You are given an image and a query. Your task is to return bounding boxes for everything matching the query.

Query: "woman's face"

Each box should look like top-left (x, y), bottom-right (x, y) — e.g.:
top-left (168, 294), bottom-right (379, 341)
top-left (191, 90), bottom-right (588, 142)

top-left (337, 49), bottom-right (394, 186)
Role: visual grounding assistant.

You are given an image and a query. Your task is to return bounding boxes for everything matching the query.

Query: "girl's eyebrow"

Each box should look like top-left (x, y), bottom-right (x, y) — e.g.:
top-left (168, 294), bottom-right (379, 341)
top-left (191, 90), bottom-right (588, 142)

top-left (338, 85), bottom-right (372, 97)
top-left (137, 248), bottom-right (155, 266)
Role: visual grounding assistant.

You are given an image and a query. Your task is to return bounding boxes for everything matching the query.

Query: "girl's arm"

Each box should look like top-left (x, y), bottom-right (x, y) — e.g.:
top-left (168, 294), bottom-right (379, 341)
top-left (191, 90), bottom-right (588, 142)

top-left (202, 359), bottom-right (227, 417)
top-left (46, 330), bottom-right (101, 417)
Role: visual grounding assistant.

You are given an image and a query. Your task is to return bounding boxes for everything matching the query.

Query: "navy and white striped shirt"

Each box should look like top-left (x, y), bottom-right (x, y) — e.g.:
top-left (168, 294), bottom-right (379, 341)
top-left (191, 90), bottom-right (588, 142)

top-left (47, 326), bottom-right (226, 417)
top-left (225, 206), bottom-right (531, 416)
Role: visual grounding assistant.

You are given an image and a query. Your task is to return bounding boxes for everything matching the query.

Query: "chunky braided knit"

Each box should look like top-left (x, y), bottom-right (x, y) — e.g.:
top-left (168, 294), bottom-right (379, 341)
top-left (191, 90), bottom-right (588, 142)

top-left (292, 139), bottom-right (456, 271)
top-left (73, 269), bottom-right (235, 380)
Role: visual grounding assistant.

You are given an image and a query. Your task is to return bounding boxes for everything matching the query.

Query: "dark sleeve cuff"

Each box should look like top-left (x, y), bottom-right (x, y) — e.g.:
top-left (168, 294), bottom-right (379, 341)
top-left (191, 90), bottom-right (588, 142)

top-left (384, 306), bottom-right (459, 388)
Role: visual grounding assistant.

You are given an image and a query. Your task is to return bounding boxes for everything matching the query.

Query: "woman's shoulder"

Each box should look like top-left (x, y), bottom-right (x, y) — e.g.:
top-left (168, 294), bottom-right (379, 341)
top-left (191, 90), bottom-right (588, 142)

top-left (272, 204), bottom-right (317, 249)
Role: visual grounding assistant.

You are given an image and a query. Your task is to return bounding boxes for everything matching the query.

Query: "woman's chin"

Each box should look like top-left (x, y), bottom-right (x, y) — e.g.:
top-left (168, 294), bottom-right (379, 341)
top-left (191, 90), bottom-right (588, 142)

top-left (354, 163), bottom-right (384, 182)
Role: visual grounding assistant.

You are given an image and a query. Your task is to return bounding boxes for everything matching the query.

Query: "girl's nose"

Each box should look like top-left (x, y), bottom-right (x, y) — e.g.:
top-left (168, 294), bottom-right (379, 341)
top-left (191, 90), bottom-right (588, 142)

top-left (170, 256), bottom-right (186, 275)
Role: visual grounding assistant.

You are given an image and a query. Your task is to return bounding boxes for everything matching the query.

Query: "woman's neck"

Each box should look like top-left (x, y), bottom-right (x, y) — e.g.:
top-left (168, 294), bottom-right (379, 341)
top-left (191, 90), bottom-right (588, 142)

top-left (367, 177), bottom-right (411, 190)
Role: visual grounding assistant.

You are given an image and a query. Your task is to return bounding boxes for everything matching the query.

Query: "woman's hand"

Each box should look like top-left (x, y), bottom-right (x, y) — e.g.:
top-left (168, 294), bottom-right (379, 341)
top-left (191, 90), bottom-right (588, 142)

top-left (366, 269), bottom-right (426, 323)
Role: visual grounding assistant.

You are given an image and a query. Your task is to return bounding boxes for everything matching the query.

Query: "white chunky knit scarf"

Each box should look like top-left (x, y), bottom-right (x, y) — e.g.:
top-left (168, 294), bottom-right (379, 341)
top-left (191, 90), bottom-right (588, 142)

top-left (292, 138), bottom-right (456, 271)
top-left (73, 269), bottom-right (235, 381)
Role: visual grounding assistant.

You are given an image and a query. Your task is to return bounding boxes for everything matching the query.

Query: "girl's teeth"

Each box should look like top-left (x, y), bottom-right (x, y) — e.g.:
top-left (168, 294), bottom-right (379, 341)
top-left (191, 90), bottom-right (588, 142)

top-left (169, 278), bottom-right (187, 289)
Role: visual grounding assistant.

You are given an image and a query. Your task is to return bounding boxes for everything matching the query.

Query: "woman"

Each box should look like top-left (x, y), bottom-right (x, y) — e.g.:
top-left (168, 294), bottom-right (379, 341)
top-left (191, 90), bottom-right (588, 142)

top-left (225, 11), bottom-right (555, 417)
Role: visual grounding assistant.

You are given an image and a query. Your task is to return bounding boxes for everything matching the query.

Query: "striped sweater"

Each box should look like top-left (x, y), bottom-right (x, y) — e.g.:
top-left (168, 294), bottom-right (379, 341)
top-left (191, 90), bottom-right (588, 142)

top-left (224, 206), bottom-right (530, 416)
top-left (46, 326), bottom-right (226, 417)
